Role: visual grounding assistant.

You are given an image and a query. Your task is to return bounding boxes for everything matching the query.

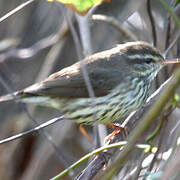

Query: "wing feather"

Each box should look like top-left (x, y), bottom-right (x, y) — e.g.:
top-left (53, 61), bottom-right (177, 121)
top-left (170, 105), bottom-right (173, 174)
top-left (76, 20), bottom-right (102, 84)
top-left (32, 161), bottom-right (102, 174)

top-left (23, 49), bottom-right (127, 98)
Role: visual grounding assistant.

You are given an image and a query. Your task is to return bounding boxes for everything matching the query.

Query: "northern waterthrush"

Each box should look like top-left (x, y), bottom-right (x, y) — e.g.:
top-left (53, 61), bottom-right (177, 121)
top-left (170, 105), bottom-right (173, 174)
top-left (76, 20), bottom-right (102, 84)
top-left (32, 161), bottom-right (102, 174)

top-left (0, 41), bottom-right (179, 124)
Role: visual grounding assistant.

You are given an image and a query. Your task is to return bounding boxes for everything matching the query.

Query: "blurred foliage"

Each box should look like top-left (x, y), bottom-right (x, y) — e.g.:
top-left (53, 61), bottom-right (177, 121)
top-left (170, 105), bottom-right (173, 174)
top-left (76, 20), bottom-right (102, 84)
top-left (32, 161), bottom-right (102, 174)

top-left (175, 0), bottom-right (180, 6)
top-left (47, 0), bottom-right (111, 15)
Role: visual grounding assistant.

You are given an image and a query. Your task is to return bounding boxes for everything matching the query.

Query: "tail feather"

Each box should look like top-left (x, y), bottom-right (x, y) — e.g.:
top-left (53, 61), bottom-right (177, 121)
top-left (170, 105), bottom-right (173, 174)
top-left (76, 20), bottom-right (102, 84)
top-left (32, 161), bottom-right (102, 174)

top-left (0, 93), bottom-right (17, 102)
top-left (0, 91), bottom-right (24, 103)
top-left (0, 91), bottom-right (49, 104)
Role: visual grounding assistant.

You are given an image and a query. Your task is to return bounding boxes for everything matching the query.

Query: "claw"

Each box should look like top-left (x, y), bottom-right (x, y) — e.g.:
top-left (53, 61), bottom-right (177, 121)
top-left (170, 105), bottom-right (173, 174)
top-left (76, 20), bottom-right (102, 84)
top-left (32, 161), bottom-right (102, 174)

top-left (105, 123), bottom-right (127, 142)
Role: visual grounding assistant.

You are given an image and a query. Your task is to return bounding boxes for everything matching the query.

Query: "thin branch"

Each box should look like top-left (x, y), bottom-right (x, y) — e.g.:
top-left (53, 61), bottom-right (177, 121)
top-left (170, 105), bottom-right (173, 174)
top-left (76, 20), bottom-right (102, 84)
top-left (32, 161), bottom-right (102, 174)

top-left (76, 15), bottom-right (93, 56)
top-left (34, 20), bottom-right (69, 83)
top-left (76, 14), bottom-right (101, 149)
top-left (131, 153), bottom-right (146, 180)
top-left (159, 0), bottom-right (180, 30)
top-left (0, 116), bottom-right (64, 144)
top-left (0, 0), bottom-right (36, 23)
top-left (146, 0), bottom-right (157, 46)
top-left (55, 6), bottom-right (98, 136)
top-left (160, 146), bottom-right (180, 180)
top-left (0, 23), bottom-right (69, 63)
top-left (163, 15), bottom-right (171, 80)
top-left (0, 76), bottom-right (69, 167)
top-left (55, 2), bottom-right (83, 59)
top-left (165, 16), bottom-right (171, 52)
top-left (90, 14), bottom-right (137, 41)
top-left (142, 117), bottom-right (169, 180)
top-left (75, 27), bottom-right (96, 100)
top-left (163, 31), bottom-right (180, 57)
top-left (50, 141), bottom-right (151, 180)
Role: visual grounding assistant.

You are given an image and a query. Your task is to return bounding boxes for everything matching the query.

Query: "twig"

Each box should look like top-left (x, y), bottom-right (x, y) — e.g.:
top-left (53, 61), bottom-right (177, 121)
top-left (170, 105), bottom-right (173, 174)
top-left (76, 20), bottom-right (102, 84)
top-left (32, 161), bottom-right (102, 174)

top-left (146, 0), bottom-right (157, 46)
top-left (163, 31), bottom-right (180, 57)
top-left (0, 116), bottom-right (64, 144)
top-left (131, 153), bottom-right (146, 180)
top-left (56, 6), bottom-right (99, 142)
top-left (146, 0), bottom-right (158, 88)
top-left (18, 17), bottom-right (74, 180)
top-left (163, 15), bottom-right (172, 80)
top-left (160, 146), bottom-right (180, 180)
top-left (74, 14), bottom-right (95, 100)
top-left (76, 14), bottom-right (102, 149)
top-left (142, 116), bottom-right (169, 180)
top-left (0, 0), bottom-right (36, 23)
top-left (165, 16), bottom-right (171, 54)
top-left (0, 76), bottom-right (69, 167)
top-left (0, 23), bottom-right (69, 63)
top-left (55, 2), bottom-right (83, 59)
top-left (90, 14), bottom-right (137, 41)
top-left (76, 15), bottom-right (93, 56)
top-left (50, 141), bottom-right (151, 180)
top-left (159, 0), bottom-right (180, 30)
top-left (164, 2), bottom-right (180, 58)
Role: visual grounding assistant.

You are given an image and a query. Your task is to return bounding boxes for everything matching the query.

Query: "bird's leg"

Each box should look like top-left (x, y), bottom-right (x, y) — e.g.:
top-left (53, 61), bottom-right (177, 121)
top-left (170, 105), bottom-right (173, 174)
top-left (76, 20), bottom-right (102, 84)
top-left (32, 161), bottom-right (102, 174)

top-left (106, 123), bottom-right (127, 142)
top-left (79, 124), bottom-right (93, 144)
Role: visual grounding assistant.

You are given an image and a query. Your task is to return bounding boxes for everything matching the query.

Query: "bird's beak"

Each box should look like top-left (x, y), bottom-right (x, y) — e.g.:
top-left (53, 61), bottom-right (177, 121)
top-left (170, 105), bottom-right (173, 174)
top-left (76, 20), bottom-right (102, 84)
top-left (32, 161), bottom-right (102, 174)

top-left (162, 58), bottom-right (180, 65)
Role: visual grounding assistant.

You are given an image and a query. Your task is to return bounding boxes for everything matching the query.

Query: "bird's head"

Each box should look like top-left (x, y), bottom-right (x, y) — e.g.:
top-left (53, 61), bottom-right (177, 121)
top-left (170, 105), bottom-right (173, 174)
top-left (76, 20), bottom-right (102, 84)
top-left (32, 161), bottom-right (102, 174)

top-left (118, 41), bottom-right (179, 80)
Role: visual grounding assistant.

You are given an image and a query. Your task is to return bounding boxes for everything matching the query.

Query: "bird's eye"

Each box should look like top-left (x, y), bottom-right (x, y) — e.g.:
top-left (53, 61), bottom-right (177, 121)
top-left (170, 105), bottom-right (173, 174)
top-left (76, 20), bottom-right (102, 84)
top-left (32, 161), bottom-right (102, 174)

top-left (145, 58), bottom-right (152, 64)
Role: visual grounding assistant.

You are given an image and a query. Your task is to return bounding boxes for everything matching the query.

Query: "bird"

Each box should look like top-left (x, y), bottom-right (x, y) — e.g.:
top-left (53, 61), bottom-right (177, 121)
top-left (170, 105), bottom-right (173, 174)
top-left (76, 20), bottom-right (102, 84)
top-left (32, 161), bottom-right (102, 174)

top-left (0, 41), bottom-right (178, 125)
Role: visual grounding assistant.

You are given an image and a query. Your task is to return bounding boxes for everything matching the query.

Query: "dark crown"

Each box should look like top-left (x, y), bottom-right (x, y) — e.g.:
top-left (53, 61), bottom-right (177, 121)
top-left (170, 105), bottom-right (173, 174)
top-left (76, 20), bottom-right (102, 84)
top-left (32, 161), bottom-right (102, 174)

top-left (119, 41), bottom-right (164, 63)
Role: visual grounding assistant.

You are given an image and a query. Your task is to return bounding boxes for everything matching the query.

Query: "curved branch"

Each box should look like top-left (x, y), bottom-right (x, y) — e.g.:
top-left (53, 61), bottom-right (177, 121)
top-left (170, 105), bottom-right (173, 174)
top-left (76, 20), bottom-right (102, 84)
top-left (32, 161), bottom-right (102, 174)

top-left (90, 14), bottom-right (137, 41)
top-left (146, 0), bottom-right (157, 46)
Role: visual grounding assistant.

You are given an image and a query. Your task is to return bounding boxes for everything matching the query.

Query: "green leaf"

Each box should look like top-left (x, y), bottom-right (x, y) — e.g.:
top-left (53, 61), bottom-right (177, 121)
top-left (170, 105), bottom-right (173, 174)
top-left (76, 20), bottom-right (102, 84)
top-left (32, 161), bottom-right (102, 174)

top-left (47, 0), bottom-right (110, 15)
top-left (175, 0), bottom-right (180, 7)
top-left (172, 93), bottom-right (180, 106)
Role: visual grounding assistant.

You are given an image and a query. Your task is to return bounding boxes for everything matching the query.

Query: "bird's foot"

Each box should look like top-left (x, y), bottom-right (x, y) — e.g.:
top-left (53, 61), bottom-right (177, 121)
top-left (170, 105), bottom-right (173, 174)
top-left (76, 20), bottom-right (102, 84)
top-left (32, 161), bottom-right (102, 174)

top-left (105, 123), bottom-right (127, 143)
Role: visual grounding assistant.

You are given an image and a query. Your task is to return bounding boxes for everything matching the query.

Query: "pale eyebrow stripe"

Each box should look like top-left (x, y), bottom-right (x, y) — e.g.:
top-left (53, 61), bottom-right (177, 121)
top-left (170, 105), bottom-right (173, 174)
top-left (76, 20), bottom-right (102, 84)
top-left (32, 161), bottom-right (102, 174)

top-left (125, 54), bottom-right (160, 61)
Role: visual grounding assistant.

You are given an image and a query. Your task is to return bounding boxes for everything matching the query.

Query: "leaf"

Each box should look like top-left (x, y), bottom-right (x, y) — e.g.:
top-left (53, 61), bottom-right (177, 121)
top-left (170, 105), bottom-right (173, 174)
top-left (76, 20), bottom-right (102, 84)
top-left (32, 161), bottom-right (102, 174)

top-left (172, 93), bottom-right (180, 106)
top-left (47, 0), bottom-right (111, 15)
top-left (175, 0), bottom-right (180, 7)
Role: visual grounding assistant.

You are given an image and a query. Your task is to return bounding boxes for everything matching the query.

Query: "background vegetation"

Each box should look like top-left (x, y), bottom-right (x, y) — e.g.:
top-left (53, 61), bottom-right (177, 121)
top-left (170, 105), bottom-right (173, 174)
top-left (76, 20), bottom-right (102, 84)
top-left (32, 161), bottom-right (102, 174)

top-left (0, 0), bottom-right (180, 179)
